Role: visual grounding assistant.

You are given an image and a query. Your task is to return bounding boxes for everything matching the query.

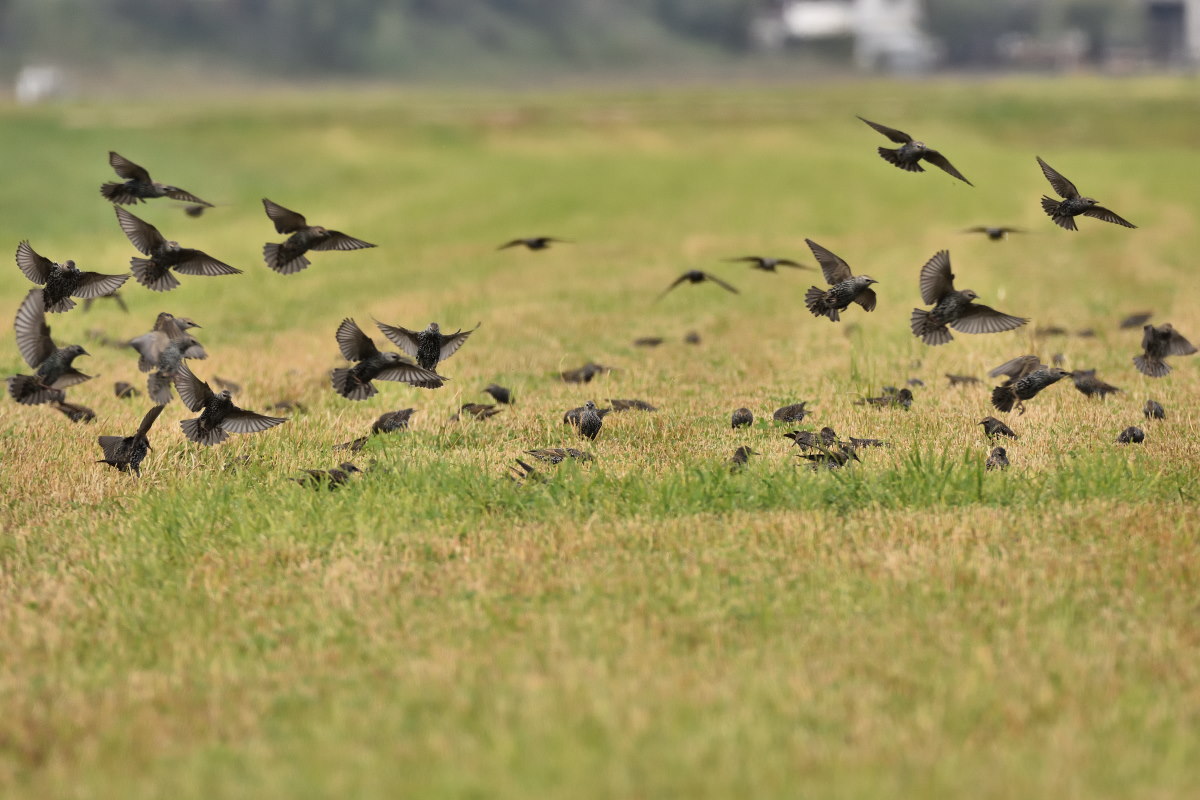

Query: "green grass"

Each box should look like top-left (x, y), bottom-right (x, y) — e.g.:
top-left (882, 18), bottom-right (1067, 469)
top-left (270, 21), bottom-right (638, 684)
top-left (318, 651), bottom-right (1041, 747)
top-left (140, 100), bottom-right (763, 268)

top-left (2, 77), bottom-right (1200, 799)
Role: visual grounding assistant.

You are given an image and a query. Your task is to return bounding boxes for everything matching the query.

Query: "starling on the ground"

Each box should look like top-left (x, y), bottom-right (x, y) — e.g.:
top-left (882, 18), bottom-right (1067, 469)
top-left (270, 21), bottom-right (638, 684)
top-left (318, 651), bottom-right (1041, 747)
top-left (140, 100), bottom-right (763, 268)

top-left (1134, 323), bottom-right (1196, 378)
top-left (574, 401), bottom-right (604, 440)
top-left (803, 239), bottom-right (878, 322)
top-left (261, 199), bottom-right (376, 275)
top-left (483, 384), bottom-right (513, 404)
top-left (907, 378), bottom-right (925, 387)
top-left (334, 408), bottom-right (416, 451)
top-left (507, 458), bottom-right (545, 486)
top-left (725, 256), bottom-right (812, 272)
top-left (8, 290), bottom-right (92, 405)
top-left (52, 400), bottom-right (96, 423)
top-left (910, 251), bottom-right (1027, 345)
top-left (798, 444), bottom-right (860, 471)
top-left (497, 237), bottom-right (569, 251)
top-left (985, 446), bottom-right (1009, 471)
top-left (684, 331), bottom-right (702, 345)
top-left (332, 318), bottom-right (446, 400)
top-left (963, 226), bottom-right (1024, 241)
top-left (980, 417), bottom-right (1018, 439)
top-left (114, 381), bottom-right (139, 399)
top-left (773, 402), bottom-right (809, 423)
top-left (731, 407), bottom-right (753, 428)
top-left (784, 427), bottom-right (838, 450)
top-left (849, 436), bottom-right (887, 449)
top-left (563, 403), bottom-right (612, 425)
top-left (1071, 369), bottom-right (1121, 398)
top-left (633, 337), bottom-right (664, 347)
top-left (857, 388), bottom-right (913, 409)
top-left (946, 373), bottom-right (981, 387)
top-left (1037, 156), bottom-right (1135, 231)
top-left (100, 152), bottom-right (213, 207)
top-left (453, 403), bottom-right (502, 421)
top-left (81, 290), bottom-right (130, 314)
top-left (294, 462), bottom-right (362, 490)
top-left (96, 404), bottom-right (165, 476)
top-left (560, 362), bottom-right (615, 383)
top-left (1076, 329), bottom-right (1096, 339)
top-left (524, 448), bottom-right (594, 465)
top-left (857, 116), bottom-right (973, 185)
top-left (729, 446), bottom-right (758, 471)
top-left (1119, 312), bottom-right (1153, 330)
top-left (1144, 399), bottom-right (1165, 420)
top-left (1036, 325), bottom-right (1068, 338)
top-left (657, 270), bottom-right (738, 299)
top-left (16, 241), bottom-right (130, 314)
top-left (609, 398), bottom-right (657, 412)
top-left (173, 363), bottom-right (287, 446)
top-left (375, 320), bottom-right (479, 372)
top-left (213, 376), bottom-right (242, 395)
top-left (989, 356), bottom-right (1070, 414)
top-left (115, 207), bottom-right (241, 292)
top-left (1116, 427), bottom-right (1145, 444)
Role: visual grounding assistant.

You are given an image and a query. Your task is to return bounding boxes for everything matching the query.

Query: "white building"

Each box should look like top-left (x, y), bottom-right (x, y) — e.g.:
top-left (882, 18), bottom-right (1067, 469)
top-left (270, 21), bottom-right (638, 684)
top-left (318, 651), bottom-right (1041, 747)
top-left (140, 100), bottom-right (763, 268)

top-left (1145, 0), bottom-right (1200, 64)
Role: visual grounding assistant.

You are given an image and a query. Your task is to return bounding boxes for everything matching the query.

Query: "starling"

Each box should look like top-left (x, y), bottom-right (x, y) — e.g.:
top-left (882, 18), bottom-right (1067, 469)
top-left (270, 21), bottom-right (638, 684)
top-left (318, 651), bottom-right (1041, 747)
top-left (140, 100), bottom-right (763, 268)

top-left (963, 226), bottom-right (1024, 241)
top-left (798, 444), bottom-right (860, 471)
top-left (375, 320), bottom-right (479, 372)
top-left (773, 402), bottom-right (809, 423)
top-left (946, 373), bottom-right (981, 387)
top-left (1133, 323), bottom-right (1196, 378)
top-left (1116, 426), bottom-right (1145, 444)
top-left (8, 290), bottom-right (92, 406)
top-left (657, 270), bottom-right (738, 299)
top-left (573, 400), bottom-right (604, 441)
top-left (173, 363), bottom-right (288, 446)
top-left (1036, 326), bottom-right (1069, 337)
top-left (177, 203), bottom-right (210, 217)
top-left (563, 403), bottom-right (612, 425)
top-left (910, 251), bottom-right (1027, 345)
top-left (1144, 399), bottom-right (1165, 420)
top-left (989, 357), bottom-right (1070, 414)
top-left (213, 376), bottom-right (242, 395)
top-left (684, 331), bottom-right (702, 345)
top-left (52, 400), bottom-right (96, 423)
top-left (633, 337), bottom-right (664, 347)
top-left (15, 241), bottom-right (129, 314)
top-left (483, 384), bottom-right (513, 404)
top-left (100, 152), bottom-right (213, 207)
top-left (989, 354), bottom-right (1041, 383)
top-left (803, 239), bottom-right (878, 322)
top-left (115, 207), bottom-right (241, 292)
top-left (725, 256), bottom-right (813, 272)
top-left (81, 290), bottom-right (130, 314)
top-left (142, 335), bottom-right (203, 404)
top-left (609, 398), bottom-right (657, 412)
top-left (260, 199), bottom-right (376, 274)
top-left (524, 448), bottom-right (594, 465)
top-left (1119, 312), bottom-right (1152, 330)
top-left (985, 446), bottom-right (1009, 471)
top-left (1071, 369), bottom-right (1121, 398)
top-left (907, 378), bottom-right (925, 387)
top-left (729, 446), bottom-right (758, 471)
top-left (334, 408), bottom-right (416, 451)
top-left (497, 237), bottom-right (569, 251)
top-left (114, 381), bottom-right (139, 399)
top-left (266, 400), bottom-right (304, 413)
top-left (731, 407), bottom-right (753, 428)
top-left (96, 404), bottom-right (166, 476)
top-left (1037, 156), bottom-right (1136, 231)
top-left (507, 458), bottom-right (545, 486)
top-left (857, 388), bottom-right (913, 409)
top-left (560, 362), bottom-right (615, 383)
top-left (1076, 329), bottom-right (1096, 339)
top-left (784, 428), bottom-right (838, 450)
top-left (979, 416), bottom-right (1018, 439)
top-left (857, 116), bottom-right (973, 185)
top-left (332, 318), bottom-right (446, 400)
top-left (453, 403), bottom-right (502, 421)
top-left (128, 313), bottom-right (205, 368)
top-left (848, 435), bottom-right (887, 449)
top-left (293, 462), bottom-right (362, 490)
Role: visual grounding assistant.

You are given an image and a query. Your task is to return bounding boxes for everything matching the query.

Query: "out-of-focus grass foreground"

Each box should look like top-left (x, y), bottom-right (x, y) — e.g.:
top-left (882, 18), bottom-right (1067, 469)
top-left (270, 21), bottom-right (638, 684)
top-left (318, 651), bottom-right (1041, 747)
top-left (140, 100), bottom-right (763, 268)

top-left (2, 78), bottom-right (1199, 799)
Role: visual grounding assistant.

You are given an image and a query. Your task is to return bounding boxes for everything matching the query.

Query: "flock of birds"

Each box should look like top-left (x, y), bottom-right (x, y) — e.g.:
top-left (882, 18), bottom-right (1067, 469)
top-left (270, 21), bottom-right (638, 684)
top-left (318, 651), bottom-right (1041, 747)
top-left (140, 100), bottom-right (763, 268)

top-left (6, 117), bottom-right (1197, 484)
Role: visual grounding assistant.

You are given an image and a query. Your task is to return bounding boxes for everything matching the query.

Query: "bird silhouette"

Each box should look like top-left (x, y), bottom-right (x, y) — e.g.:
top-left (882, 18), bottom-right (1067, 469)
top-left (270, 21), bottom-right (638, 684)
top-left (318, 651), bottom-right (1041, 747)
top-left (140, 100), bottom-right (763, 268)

top-left (657, 270), bottom-right (738, 300)
top-left (910, 251), bottom-right (1027, 345)
top-left (803, 239), bottom-right (877, 322)
top-left (96, 405), bottom-right (165, 476)
top-left (115, 207), bottom-right (241, 292)
top-left (331, 319), bottom-right (446, 400)
top-left (15, 241), bottom-right (129, 314)
top-left (100, 151), bottom-right (213, 207)
top-left (261, 199), bottom-right (376, 274)
top-left (1037, 157), bottom-right (1135, 231)
top-left (858, 117), bottom-right (972, 185)
top-left (173, 363), bottom-right (287, 446)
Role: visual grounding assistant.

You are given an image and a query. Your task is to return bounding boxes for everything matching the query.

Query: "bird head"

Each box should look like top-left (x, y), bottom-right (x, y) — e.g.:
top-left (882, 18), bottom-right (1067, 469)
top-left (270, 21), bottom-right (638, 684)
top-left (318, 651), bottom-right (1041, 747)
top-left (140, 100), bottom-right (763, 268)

top-left (219, 390), bottom-right (233, 401)
top-left (310, 226), bottom-right (329, 236)
top-left (63, 260), bottom-right (78, 271)
top-left (381, 352), bottom-right (405, 365)
top-left (585, 400), bottom-right (596, 410)
top-left (992, 446), bottom-right (1007, 458)
top-left (428, 322), bottom-right (440, 334)
top-left (961, 289), bottom-right (979, 301)
top-left (819, 427), bottom-right (838, 443)
top-left (1081, 197), bottom-right (1097, 207)
top-left (861, 276), bottom-right (879, 285)
top-left (65, 345), bottom-right (89, 359)
top-left (1053, 368), bottom-right (1071, 378)
top-left (165, 240), bottom-right (180, 250)
top-left (339, 462), bottom-right (362, 473)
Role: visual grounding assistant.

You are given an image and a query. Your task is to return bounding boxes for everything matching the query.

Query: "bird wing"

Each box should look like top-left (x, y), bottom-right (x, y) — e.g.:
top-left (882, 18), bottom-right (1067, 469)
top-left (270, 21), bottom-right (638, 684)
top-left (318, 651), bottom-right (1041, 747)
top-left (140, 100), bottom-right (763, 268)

top-left (918, 250), bottom-right (955, 305)
top-left (97, 435), bottom-right (128, 461)
top-left (14, 289), bottom-right (55, 368)
top-left (375, 362), bottom-right (445, 387)
top-left (309, 231), bottom-right (377, 252)
top-left (136, 404), bottom-right (167, 438)
top-left (221, 407), bottom-right (288, 434)
top-left (962, 226), bottom-right (989, 234)
top-left (115, 207), bottom-right (167, 255)
top-left (1036, 157), bottom-right (1078, 199)
top-left (373, 321), bottom-right (421, 358)
top-left (162, 187), bottom-right (213, 207)
top-left (1166, 328), bottom-right (1198, 356)
top-left (171, 250), bottom-right (243, 276)
top-left (15, 240), bottom-right (54, 284)
top-left (1081, 206), bottom-right (1136, 229)
top-left (857, 116), bottom-right (912, 144)
top-left (775, 259), bottom-right (810, 269)
top-left (128, 332), bottom-right (167, 372)
top-left (923, 150), bottom-right (973, 186)
top-left (804, 239), bottom-right (853, 285)
top-left (261, 198), bottom-right (308, 233)
top-left (108, 151), bottom-right (152, 183)
top-left (988, 354), bottom-right (1040, 380)
top-left (173, 362), bottom-right (214, 412)
top-left (337, 318), bottom-right (379, 361)
top-left (51, 368), bottom-right (93, 390)
top-left (656, 274), bottom-right (691, 300)
top-left (438, 323), bottom-right (480, 361)
top-left (73, 271), bottom-right (131, 299)
top-left (949, 305), bottom-right (1029, 334)
top-left (496, 239), bottom-right (525, 250)
top-left (853, 287), bottom-right (878, 312)
top-left (702, 272), bottom-right (739, 294)
top-left (725, 256), bottom-right (762, 265)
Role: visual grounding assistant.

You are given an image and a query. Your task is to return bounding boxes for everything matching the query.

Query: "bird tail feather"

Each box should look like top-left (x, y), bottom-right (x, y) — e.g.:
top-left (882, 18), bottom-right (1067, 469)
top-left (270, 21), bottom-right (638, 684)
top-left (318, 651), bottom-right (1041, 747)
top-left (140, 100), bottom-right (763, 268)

top-left (7, 374), bottom-right (64, 405)
top-left (1133, 355), bottom-right (1170, 378)
top-left (990, 385), bottom-right (1017, 413)
top-left (804, 287), bottom-right (837, 321)
top-left (263, 243), bottom-right (310, 275)
top-left (45, 294), bottom-right (77, 313)
top-left (331, 368), bottom-right (375, 401)
top-left (910, 308), bottom-right (953, 345)
top-left (100, 183), bottom-right (140, 205)
top-left (180, 417), bottom-right (227, 446)
top-left (1041, 196), bottom-right (1077, 231)
top-left (147, 372), bottom-right (174, 404)
top-left (878, 147), bottom-right (923, 172)
top-left (131, 258), bottom-right (179, 292)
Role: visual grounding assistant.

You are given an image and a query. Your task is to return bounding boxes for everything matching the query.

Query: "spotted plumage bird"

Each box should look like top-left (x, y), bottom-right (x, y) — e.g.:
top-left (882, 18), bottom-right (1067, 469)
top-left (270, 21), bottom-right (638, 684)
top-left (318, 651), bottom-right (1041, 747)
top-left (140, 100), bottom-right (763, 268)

top-left (784, 427), bottom-right (838, 450)
top-left (729, 446), bottom-right (758, 471)
top-left (115, 207), bottom-right (241, 292)
top-left (8, 290), bottom-right (92, 405)
top-left (979, 417), bottom-right (1018, 439)
top-left (1133, 323), bottom-right (1196, 378)
top-left (331, 319), bottom-right (446, 400)
top-left (497, 236), bottom-right (569, 251)
top-left (15, 241), bottom-right (129, 314)
top-left (100, 151), bottom-right (213, 207)
top-left (985, 447), bottom-right (1009, 471)
top-left (483, 384), bottom-right (513, 404)
top-left (563, 403), bottom-right (612, 426)
top-left (560, 362), bottom-right (615, 384)
top-left (1116, 427), bottom-right (1145, 444)
top-left (798, 444), bottom-right (860, 471)
top-left (1070, 369), bottom-right (1121, 398)
top-left (52, 400), bottom-right (96, 423)
top-left (294, 463), bottom-right (362, 490)
top-left (1144, 399), bottom-right (1165, 420)
top-left (1036, 156), bottom-right (1135, 231)
top-left (725, 256), bottom-right (813, 272)
top-left (334, 408), bottom-right (416, 451)
top-left (261, 199), bottom-right (376, 275)
top-left (963, 226), bottom-right (1024, 241)
top-left (609, 398), bottom-right (657, 412)
top-left (802, 239), bottom-right (878, 322)
top-left (773, 402), bottom-right (809, 423)
top-left (731, 407), bottom-right (753, 428)
top-left (989, 356), bottom-right (1070, 414)
top-left (524, 448), bottom-right (594, 465)
top-left (910, 251), bottom-right (1027, 345)
top-left (173, 363), bottom-right (288, 446)
top-left (453, 403), bottom-right (502, 421)
top-left (857, 388), bottom-right (913, 409)
top-left (96, 405), bottom-right (165, 476)
top-left (857, 116), bottom-right (972, 185)
top-left (114, 381), bottom-right (139, 399)
top-left (374, 320), bottom-right (479, 372)
top-left (573, 401), bottom-right (604, 440)
top-left (946, 373), bottom-right (982, 387)
top-left (657, 270), bottom-right (738, 300)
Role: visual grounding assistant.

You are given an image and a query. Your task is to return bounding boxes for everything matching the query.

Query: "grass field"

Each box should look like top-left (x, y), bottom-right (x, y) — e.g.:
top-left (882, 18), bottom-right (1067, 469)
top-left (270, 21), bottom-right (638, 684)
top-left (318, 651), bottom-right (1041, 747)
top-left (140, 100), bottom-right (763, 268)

top-left (2, 77), bottom-right (1199, 798)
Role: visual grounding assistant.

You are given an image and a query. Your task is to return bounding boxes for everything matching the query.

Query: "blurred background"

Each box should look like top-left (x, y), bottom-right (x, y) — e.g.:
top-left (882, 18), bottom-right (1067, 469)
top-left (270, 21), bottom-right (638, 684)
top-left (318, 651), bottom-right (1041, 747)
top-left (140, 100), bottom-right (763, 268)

top-left (2, 0), bottom-right (1198, 101)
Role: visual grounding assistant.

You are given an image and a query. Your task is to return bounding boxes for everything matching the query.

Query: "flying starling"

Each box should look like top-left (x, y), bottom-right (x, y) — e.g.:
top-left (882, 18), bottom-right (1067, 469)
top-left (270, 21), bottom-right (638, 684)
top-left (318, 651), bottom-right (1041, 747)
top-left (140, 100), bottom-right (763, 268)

top-left (946, 373), bottom-right (982, 387)
top-left (803, 239), bottom-right (878, 322)
top-left (173, 363), bottom-right (287, 446)
top-left (573, 401), bottom-right (604, 441)
top-left (332, 318), bottom-right (446, 401)
top-left (8, 290), bottom-right (92, 405)
top-left (334, 408), bottom-right (416, 451)
top-left (1116, 426), bottom-right (1145, 444)
top-left (524, 448), bottom-right (594, 465)
top-left (989, 357), bottom-right (1070, 414)
top-left (857, 388), bottom-right (913, 409)
top-left (261, 198), bottom-right (376, 275)
top-left (1071, 369), bottom-right (1121, 398)
top-left (773, 402), bottom-right (809, 423)
top-left (857, 116), bottom-right (973, 185)
top-left (560, 362), bottom-right (615, 383)
top-left (963, 226), bottom-right (1024, 241)
top-left (729, 446), bottom-right (758, 471)
top-left (483, 384), bottom-right (513, 404)
top-left (128, 313), bottom-right (205, 365)
top-left (1119, 312), bottom-right (1152, 330)
top-left (114, 381), bottom-right (139, 399)
top-left (115, 207), bottom-right (241, 292)
top-left (15, 241), bottom-right (129, 314)
top-left (609, 398), bottom-right (657, 412)
top-left (374, 320), bottom-right (479, 372)
top-left (684, 331), bottom-right (702, 345)
top-left (293, 462), bottom-right (363, 490)
top-left (985, 446), bottom-right (1009, 471)
top-left (1037, 156), bottom-right (1135, 231)
top-left (143, 335), bottom-right (203, 404)
top-left (453, 403), bottom-right (502, 421)
top-left (497, 237), bottom-right (569, 251)
top-left (725, 256), bottom-right (813, 272)
top-left (910, 251), bottom-right (1027, 345)
top-left (657, 270), bottom-right (738, 300)
top-left (979, 417), bottom-right (1018, 439)
top-left (1134, 323), bottom-right (1196, 378)
top-left (100, 151), bottom-right (213, 207)
top-left (81, 290), bottom-right (130, 314)
top-left (1144, 399), bottom-right (1165, 420)
top-left (731, 407), bottom-right (753, 428)
top-left (96, 404), bottom-right (166, 476)
top-left (52, 400), bottom-right (96, 423)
